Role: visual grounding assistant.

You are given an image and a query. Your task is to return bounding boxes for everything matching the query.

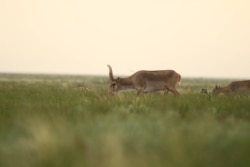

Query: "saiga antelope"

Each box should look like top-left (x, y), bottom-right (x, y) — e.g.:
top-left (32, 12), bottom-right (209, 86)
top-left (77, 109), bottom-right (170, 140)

top-left (107, 65), bottom-right (181, 96)
top-left (212, 80), bottom-right (250, 95)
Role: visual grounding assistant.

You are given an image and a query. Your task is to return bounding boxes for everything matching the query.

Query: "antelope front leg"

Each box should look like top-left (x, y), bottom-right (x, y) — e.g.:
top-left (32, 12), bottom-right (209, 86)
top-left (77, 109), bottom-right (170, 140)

top-left (163, 89), bottom-right (169, 95)
top-left (136, 89), bottom-right (142, 96)
top-left (168, 87), bottom-right (180, 96)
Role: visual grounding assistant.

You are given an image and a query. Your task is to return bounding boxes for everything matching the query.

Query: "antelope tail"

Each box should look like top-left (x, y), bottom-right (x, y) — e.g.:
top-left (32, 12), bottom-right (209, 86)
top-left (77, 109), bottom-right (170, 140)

top-left (177, 74), bottom-right (181, 86)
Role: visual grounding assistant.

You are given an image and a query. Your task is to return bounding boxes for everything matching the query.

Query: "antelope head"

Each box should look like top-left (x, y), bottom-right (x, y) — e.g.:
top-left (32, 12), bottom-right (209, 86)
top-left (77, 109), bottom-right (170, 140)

top-left (107, 65), bottom-right (122, 93)
top-left (212, 85), bottom-right (220, 95)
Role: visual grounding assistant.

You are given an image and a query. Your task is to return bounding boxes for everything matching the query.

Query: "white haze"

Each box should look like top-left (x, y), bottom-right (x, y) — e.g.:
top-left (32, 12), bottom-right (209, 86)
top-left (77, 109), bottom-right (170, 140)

top-left (0, 0), bottom-right (250, 78)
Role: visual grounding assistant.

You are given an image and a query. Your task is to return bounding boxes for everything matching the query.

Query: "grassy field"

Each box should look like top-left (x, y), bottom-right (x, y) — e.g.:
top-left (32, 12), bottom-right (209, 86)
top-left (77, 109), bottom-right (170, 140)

top-left (0, 73), bottom-right (250, 167)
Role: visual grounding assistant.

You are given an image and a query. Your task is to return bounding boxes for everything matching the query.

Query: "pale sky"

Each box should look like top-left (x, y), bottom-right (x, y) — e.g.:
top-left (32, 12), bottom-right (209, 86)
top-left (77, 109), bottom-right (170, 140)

top-left (0, 0), bottom-right (249, 78)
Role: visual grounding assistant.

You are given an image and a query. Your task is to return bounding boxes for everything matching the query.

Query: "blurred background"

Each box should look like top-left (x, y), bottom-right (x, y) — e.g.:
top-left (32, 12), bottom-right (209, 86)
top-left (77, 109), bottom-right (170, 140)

top-left (0, 0), bottom-right (249, 78)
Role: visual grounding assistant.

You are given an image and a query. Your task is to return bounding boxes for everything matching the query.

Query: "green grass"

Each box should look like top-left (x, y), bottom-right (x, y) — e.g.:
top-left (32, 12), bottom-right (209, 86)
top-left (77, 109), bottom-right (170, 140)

top-left (0, 74), bottom-right (250, 167)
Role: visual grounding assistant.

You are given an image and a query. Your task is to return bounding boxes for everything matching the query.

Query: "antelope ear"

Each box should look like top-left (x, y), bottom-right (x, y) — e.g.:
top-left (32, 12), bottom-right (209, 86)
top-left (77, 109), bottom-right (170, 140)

top-left (215, 85), bottom-right (220, 88)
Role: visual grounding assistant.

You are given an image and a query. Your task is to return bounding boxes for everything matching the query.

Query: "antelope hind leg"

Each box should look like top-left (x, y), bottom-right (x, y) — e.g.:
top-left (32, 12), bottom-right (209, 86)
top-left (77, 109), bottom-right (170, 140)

top-left (168, 88), bottom-right (180, 96)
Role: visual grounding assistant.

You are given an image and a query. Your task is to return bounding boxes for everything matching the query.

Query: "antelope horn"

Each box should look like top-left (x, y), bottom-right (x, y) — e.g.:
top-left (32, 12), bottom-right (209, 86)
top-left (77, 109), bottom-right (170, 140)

top-left (107, 64), bottom-right (114, 81)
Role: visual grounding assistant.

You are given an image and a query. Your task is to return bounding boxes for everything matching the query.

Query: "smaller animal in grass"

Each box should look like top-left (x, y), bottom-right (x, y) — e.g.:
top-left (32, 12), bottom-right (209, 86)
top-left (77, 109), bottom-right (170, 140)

top-left (212, 80), bottom-right (250, 95)
top-left (201, 88), bottom-right (210, 96)
top-left (200, 88), bottom-right (212, 101)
